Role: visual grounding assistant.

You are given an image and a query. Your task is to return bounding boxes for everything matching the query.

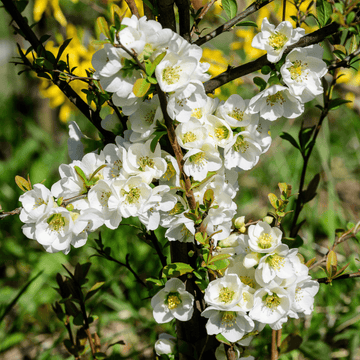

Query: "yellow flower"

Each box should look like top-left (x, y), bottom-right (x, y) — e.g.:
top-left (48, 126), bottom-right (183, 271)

top-left (33, 0), bottom-right (77, 27)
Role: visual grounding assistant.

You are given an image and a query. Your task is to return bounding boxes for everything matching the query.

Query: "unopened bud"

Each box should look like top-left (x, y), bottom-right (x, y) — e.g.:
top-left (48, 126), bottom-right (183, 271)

top-left (219, 233), bottom-right (239, 247)
top-left (234, 216), bottom-right (246, 233)
top-left (66, 204), bottom-right (74, 211)
top-left (263, 216), bottom-right (273, 225)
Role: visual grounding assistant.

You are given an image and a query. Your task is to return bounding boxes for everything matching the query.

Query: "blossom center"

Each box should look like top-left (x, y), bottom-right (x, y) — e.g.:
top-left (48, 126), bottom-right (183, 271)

top-left (47, 213), bottom-right (66, 232)
top-left (258, 233), bottom-right (273, 249)
top-left (267, 254), bottom-right (285, 270)
top-left (169, 202), bottom-right (185, 215)
top-left (163, 161), bottom-right (176, 181)
top-left (263, 293), bottom-right (281, 309)
top-left (215, 126), bottom-right (229, 140)
top-left (34, 198), bottom-right (46, 209)
top-left (162, 66), bottom-right (181, 85)
top-left (138, 156), bottom-right (155, 170)
top-left (122, 187), bottom-right (141, 204)
top-left (228, 108), bottom-right (244, 121)
top-left (100, 191), bottom-right (111, 206)
top-left (289, 60), bottom-right (308, 82)
top-left (144, 109), bottom-right (156, 124)
top-left (192, 108), bottom-right (202, 119)
top-left (233, 135), bottom-right (249, 153)
top-left (268, 32), bottom-right (288, 50)
top-left (166, 292), bottom-right (182, 310)
top-left (189, 152), bottom-right (206, 165)
top-left (221, 311), bottom-right (236, 327)
top-left (111, 160), bottom-right (122, 178)
top-left (219, 287), bottom-right (235, 303)
top-left (183, 131), bottom-right (197, 144)
top-left (266, 92), bottom-right (285, 106)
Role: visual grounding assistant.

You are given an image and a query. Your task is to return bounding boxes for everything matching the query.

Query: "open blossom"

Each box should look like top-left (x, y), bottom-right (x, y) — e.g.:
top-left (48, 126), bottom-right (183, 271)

top-left (151, 278), bottom-right (194, 323)
top-left (280, 44), bottom-right (328, 103)
top-left (248, 221), bottom-right (283, 253)
top-left (248, 85), bottom-right (304, 121)
top-left (154, 333), bottom-right (176, 356)
top-left (252, 17), bottom-right (305, 63)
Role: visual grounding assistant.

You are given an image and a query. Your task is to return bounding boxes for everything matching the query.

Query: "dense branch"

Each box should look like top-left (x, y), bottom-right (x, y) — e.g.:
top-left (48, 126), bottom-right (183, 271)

top-left (204, 21), bottom-right (340, 93)
top-left (194, 0), bottom-right (274, 46)
top-left (1, 0), bottom-right (115, 144)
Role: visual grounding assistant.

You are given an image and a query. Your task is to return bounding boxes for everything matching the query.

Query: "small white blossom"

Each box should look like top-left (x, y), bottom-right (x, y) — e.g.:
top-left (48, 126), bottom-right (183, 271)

top-left (151, 278), bottom-right (194, 323)
top-left (248, 221), bottom-right (282, 253)
top-left (252, 17), bottom-right (305, 63)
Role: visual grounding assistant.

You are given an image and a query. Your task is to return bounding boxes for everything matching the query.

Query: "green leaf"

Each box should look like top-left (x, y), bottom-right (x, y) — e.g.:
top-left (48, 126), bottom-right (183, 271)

top-left (39, 34), bottom-right (51, 44)
top-left (195, 232), bottom-right (207, 245)
top-left (279, 334), bottom-right (303, 354)
top-left (55, 38), bottom-right (72, 65)
top-left (150, 130), bottom-right (167, 153)
top-left (221, 0), bottom-right (237, 19)
top-left (203, 188), bottom-right (214, 209)
top-left (94, 353), bottom-right (107, 359)
top-left (333, 49), bottom-right (346, 60)
top-left (236, 20), bottom-right (258, 27)
top-left (15, 175), bottom-right (31, 192)
top-left (163, 263), bottom-right (194, 277)
top-left (253, 76), bottom-right (267, 91)
top-left (268, 193), bottom-right (278, 209)
top-left (210, 259), bottom-right (230, 271)
top-left (328, 98), bottom-right (352, 110)
top-left (316, 0), bottom-right (332, 27)
top-left (208, 253), bottom-right (230, 264)
top-left (133, 78), bottom-right (151, 98)
top-left (216, 333), bottom-right (232, 346)
top-left (15, 0), bottom-right (29, 13)
top-left (73, 312), bottom-right (84, 326)
top-left (299, 126), bottom-right (314, 151)
top-left (147, 52), bottom-right (166, 77)
top-left (279, 132), bottom-right (300, 150)
top-left (261, 65), bottom-right (272, 75)
top-left (85, 282), bottom-right (105, 301)
top-left (96, 17), bottom-right (110, 39)
top-left (74, 165), bottom-right (89, 186)
top-left (303, 173), bottom-right (320, 203)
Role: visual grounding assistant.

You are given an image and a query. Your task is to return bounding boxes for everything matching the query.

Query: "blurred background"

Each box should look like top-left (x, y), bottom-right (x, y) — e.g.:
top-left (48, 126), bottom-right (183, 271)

top-left (0, 0), bottom-right (360, 359)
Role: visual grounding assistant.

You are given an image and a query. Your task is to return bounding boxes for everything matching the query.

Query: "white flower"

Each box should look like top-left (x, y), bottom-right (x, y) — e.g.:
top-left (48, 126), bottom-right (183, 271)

top-left (159, 152), bottom-right (181, 187)
top-left (224, 131), bottom-right (262, 171)
top-left (34, 207), bottom-right (76, 254)
top-left (204, 274), bottom-right (244, 310)
top-left (123, 139), bottom-right (167, 184)
top-left (252, 17), bottom-right (305, 63)
top-left (175, 118), bottom-right (208, 150)
top-left (154, 333), bottom-right (176, 356)
top-left (183, 144), bottom-right (222, 181)
top-left (205, 115), bottom-right (233, 148)
top-left (248, 222), bottom-right (282, 253)
top-left (101, 142), bottom-right (128, 181)
top-left (202, 306), bottom-right (254, 342)
top-left (248, 286), bottom-right (291, 328)
top-left (87, 180), bottom-right (122, 229)
top-left (19, 184), bottom-right (55, 240)
top-left (280, 44), bottom-right (328, 103)
top-left (216, 95), bottom-right (258, 128)
top-left (255, 244), bottom-right (296, 286)
top-left (164, 212), bottom-right (195, 243)
top-left (151, 278), bottom-right (194, 323)
top-left (247, 85), bottom-right (304, 121)
top-left (288, 276), bottom-right (319, 316)
top-left (155, 52), bottom-right (198, 92)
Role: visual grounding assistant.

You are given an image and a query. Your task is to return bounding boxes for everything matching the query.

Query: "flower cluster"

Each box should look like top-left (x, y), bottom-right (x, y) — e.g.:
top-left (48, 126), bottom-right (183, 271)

top-left (16, 15), bottom-right (325, 357)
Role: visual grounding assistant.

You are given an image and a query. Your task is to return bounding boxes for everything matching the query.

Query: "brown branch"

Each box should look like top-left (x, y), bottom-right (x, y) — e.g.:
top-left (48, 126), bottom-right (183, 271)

top-left (190, 0), bottom-right (217, 38)
top-left (271, 329), bottom-right (279, 360)
top-left (194, 0), bottom-right (274, 46)
top-left (158, 0), bottom-right (177, 32)
top-left (316, 271), bottom-right (360, 283)
top-left (124, 0), bottom-right (140, 18)
top-left (204, 21), bottom-right (340, 93)
top-left (0, 207), bottom-right (22, 219)
top-left (1, 0), bottom-right (115, 144)
top-left (175, 0), bottom-right (191, 40)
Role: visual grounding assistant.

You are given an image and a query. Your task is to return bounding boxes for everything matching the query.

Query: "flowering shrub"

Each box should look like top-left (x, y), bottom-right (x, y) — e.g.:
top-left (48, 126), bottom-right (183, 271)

top-left (1, 0), bottom-right (360, 359)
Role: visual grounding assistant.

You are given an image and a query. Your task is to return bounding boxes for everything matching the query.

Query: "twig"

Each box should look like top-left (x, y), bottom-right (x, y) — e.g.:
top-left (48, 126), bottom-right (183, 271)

top-left (328, 46), bottom-right (360, 71)
top-left (194, 0), bottom-right (274, 46)
top-left (124, 0), bottom-right (140, 18)
top-left (149, 230), bottom-right (168, 267)
top-left (0, 207), bottom-right (22, 219)
top-left (316, 271), bottom-right (360, 283)
top-left (52, 69), bottom-right (95, 83)
top-left (204, 21), bottom-right (340, 93)
top-left (190, 0), bottom-right (217, 38)
top-left (271, 329), bottom-right (278, 360)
